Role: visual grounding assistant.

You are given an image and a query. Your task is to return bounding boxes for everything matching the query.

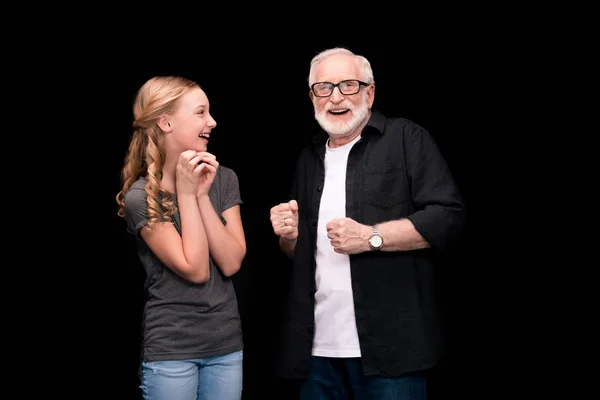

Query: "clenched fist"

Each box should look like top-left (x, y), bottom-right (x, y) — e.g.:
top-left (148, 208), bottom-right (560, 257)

top-left (270, 200), bottom-right (299, 241)
top-left (326, 217), bottom-right (371, 255)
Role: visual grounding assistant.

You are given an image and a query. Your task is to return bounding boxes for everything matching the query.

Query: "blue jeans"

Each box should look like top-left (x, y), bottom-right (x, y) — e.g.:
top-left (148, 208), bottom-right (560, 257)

top-left (140, 350), bottom-right (243, 400)
top-left (299, 356), bottom-right (427, 400)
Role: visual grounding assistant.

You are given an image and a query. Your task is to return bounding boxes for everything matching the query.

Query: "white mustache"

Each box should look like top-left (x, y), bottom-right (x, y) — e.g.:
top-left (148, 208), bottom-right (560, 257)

top-left (324, 101), bottom-right (354, 111)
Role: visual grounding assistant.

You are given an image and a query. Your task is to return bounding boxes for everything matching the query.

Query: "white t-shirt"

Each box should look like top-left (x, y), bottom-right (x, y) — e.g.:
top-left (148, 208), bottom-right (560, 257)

top-left (312, 135), bottom-right (362, 358)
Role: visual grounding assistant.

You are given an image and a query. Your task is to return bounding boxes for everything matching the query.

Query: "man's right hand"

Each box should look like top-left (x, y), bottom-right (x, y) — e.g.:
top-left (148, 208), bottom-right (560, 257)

top-left (270, 200), bottom-right (299, 241)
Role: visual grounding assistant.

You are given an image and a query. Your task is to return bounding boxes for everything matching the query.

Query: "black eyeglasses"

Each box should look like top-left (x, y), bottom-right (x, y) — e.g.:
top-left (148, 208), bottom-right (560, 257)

top-left (310, 79), bottom-right (370, 97)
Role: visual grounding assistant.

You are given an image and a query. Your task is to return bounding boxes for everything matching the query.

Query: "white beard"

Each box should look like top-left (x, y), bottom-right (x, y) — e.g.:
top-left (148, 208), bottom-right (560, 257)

top-left (314, 92), bottom-right (369, 137)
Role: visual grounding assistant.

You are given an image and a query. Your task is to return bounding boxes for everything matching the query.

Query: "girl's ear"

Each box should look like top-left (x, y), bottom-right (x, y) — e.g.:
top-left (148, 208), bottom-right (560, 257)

top-left (157, 116), bottom-right (172, 132)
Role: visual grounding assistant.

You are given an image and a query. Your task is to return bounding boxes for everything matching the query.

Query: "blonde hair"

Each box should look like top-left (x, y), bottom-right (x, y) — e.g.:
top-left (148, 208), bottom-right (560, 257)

top-left (116, 76), bottom-right (198, 227)
top-left (308, 47), bottom-right (375, 87)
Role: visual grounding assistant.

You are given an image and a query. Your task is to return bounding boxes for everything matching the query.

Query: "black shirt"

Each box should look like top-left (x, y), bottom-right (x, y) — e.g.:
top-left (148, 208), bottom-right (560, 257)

top-left (277, 110), bottom-right (466, 378)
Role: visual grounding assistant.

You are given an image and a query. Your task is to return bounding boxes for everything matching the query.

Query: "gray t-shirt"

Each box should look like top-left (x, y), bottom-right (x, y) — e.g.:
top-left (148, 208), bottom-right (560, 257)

top-left (124, 166), bottom-right (243, 361)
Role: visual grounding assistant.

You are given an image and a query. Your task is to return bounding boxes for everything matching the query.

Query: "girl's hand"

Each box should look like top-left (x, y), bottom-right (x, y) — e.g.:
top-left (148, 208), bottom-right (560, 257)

top-left (195, 152), bottom-right (219, 197)
top-left (176, 150), bottom-right (204, 196)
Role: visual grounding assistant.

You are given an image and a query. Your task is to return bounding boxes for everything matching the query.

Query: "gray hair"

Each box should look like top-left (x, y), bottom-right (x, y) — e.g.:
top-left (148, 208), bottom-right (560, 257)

top-left (308, 47), bottom-right (374, 86)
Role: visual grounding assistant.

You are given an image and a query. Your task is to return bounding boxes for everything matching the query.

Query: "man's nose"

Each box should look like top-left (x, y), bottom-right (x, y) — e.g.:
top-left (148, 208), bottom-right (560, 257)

top-left (329, 86), bottom-right (344, 102)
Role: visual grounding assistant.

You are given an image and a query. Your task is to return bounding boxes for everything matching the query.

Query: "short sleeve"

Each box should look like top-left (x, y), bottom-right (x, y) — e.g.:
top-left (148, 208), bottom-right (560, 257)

top-left (219, 167), bottom-right (243, 212)
top-left (123, 186), bottom-right (149, 238)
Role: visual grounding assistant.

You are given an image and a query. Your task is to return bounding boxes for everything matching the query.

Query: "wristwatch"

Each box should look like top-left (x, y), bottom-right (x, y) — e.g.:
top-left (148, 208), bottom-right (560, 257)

top-left (368, 225), bottom-right (383, 251)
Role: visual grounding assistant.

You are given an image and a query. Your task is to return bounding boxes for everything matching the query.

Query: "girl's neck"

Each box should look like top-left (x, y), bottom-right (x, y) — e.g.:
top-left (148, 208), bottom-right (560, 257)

top-left (160, 158), bottom-right (178, 193)
top-left (160, 173), bottom-right (176, 193)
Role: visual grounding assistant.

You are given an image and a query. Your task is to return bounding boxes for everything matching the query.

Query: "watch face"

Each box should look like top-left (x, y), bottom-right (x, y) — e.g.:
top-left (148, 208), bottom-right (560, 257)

top-left (369, 235), bottom-right (383, 248)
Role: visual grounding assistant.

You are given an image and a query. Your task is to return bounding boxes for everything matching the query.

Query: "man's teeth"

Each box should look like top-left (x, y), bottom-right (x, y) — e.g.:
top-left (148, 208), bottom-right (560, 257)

top-left (329, 109), bottom-right (348, 114)
top-left (199, 134), bottom-right (210, 138)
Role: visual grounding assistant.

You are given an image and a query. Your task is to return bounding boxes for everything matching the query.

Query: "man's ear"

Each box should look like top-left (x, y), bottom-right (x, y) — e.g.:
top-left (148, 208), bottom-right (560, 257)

top-left (367, 84), bottom-right (375, 108)
top-left (309, 90), bottom-right (314, 102)
top-left (157, 116), bottom-right (172, 132)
